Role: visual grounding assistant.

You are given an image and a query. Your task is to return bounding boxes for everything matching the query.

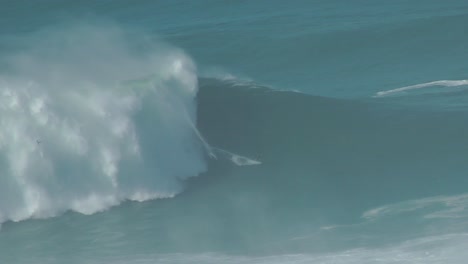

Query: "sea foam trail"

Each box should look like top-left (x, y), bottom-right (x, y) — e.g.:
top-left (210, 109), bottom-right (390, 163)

top-left (375, 80), bottom-right (468, 97)
top-left (0, 23), bottom-right (206, 224)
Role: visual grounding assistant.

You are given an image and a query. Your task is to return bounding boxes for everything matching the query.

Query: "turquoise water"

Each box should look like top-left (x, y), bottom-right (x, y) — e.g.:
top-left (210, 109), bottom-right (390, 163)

top-left (1, 1), bottom-right (468, 263)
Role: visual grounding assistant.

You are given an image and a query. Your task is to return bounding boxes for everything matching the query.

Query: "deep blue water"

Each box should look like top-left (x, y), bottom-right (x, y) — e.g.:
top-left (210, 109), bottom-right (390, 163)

top-left (1, 1), bottom-right (468, 263)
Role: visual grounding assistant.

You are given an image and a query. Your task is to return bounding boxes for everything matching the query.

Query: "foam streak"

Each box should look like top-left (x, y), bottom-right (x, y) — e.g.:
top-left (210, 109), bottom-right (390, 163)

top-left (375, 80), bottom-right (468, 97)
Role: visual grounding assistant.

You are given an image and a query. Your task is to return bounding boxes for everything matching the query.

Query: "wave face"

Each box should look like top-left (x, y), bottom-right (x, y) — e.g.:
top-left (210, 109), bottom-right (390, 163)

top-left (197, 78), bottom-right (468, 212)
top-left (193, 79), bottom-right (468, 256)
top-left (0, 23), bottom-right (206, 224)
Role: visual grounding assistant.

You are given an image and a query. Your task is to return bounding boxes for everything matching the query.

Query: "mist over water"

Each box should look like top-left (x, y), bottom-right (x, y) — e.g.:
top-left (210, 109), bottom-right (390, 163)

top-left (0, 23), bottom-right (206, 224)
top-left (1, 1), bottom-right (468, 264)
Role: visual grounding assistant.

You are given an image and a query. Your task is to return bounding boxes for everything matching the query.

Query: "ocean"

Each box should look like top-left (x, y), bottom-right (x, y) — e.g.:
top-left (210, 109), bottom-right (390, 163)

top-left (1, 1), bottom-right (468, 263)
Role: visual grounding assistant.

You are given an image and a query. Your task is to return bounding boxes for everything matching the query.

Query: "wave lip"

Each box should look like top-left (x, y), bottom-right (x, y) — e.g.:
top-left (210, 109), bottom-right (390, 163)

top-left (0, 23), bottom-right (206, 225)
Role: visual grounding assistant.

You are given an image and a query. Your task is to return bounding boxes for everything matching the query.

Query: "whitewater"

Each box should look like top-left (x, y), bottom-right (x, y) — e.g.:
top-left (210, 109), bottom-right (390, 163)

top-left (2, 1), bottom-right (468, 264)
top-left (0, 23), bottom-right (207, 224)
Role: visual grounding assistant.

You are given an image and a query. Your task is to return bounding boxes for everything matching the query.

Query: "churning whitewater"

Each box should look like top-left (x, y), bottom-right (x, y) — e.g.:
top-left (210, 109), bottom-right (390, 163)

top-left (0, 24), bottom-right (206, 225)
top-left (2, 1), bottom-right (468, 264)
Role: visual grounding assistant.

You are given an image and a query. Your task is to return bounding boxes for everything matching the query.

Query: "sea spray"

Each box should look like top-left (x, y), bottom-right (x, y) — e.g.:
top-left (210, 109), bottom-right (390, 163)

top-left (0, 22), bottom-right (206, 224)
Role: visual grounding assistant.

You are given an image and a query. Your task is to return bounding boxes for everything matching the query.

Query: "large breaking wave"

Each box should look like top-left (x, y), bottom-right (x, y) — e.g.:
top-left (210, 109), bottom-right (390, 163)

top-left (2, 69), bottom-right (468, 262)
top-left (0, 23), bottom-right (207, 224)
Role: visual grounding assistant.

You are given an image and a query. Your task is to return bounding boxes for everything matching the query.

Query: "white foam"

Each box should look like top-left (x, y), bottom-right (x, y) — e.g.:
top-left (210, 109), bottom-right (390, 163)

top-left (0, 23), bottom-right (206, 224)
top-left (79, 233), bottom-right (468, 264)
top-left (212, 147), bottom-right (262, 166)
top-left (375, 80), bottom-right (468, 97)
top-left (362, 193), bottom-right (468, 221)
